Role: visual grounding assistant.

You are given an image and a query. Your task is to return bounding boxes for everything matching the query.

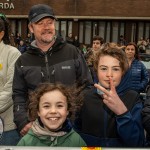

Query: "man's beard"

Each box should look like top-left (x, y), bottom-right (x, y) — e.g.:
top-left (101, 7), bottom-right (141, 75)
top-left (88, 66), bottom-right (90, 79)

top-left (41, 35), bottom-right (56, 44)
top-left (41, 29), bottom-right (56, 44)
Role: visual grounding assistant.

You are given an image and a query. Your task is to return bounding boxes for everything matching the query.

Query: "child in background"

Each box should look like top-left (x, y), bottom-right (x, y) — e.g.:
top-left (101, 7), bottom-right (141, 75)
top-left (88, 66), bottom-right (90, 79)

top-left (18, 40), bottom-right (27, 54)
top-left (17, 83), bottom-right (86, 147)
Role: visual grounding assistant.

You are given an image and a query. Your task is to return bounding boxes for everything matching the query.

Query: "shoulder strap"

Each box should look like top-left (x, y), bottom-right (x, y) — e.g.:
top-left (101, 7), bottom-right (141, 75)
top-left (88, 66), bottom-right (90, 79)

top-left (121, 90), bottom-right (140, 110)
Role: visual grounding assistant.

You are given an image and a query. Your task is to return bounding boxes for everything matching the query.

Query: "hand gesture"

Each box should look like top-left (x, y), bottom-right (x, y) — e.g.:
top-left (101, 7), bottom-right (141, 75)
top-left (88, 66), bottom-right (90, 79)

top-left (94, 77), bottom-right (127, 115)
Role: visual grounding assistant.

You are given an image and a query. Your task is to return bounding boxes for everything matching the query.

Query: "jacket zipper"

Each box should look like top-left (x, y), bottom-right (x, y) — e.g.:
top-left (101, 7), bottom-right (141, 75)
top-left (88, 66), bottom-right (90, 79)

top-left (44, 47), bottom-right (53, 82)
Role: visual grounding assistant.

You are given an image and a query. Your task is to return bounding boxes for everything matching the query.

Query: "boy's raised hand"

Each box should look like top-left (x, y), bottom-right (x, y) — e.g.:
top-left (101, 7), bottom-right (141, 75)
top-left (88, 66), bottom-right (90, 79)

top-left (94, 77), bottom-right (127, 115)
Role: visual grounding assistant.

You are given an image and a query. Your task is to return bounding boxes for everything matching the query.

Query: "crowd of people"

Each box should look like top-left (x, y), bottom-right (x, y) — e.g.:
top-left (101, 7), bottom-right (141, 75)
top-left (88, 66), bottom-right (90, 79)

top-left (1, 3), bottom-right (150, 148)
top-left (10, 31), bottom-right (33, 54)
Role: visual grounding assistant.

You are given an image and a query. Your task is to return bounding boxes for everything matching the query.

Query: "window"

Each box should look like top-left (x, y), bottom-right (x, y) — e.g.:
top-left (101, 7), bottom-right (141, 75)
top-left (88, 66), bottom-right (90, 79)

top-left (138, 22), bottom-right (144, 39)
top-left (85, 21), bottom-right (91, 44)
top-left (145, 23), bottom-right (150, 39)
top-left (99, 21), bottom-right (105, 39)
top-left (61, 21), bottom-right (66, 40)
top-left (79, 22), bottom-right (84, 44)
top-left (112, 22), bottom-right (119, 43)
top-left (106, 22), bottom-right (110, 42)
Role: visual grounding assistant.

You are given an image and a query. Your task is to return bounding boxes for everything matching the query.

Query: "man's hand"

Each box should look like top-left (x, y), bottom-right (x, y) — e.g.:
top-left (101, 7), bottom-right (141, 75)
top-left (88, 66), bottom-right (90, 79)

top-left (20, 122), bottom-right (33, 136)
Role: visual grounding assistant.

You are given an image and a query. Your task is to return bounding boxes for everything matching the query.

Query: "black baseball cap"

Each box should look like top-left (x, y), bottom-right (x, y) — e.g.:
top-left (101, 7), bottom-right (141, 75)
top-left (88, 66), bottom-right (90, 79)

top-left (28, 4), bottom-right (57, 23)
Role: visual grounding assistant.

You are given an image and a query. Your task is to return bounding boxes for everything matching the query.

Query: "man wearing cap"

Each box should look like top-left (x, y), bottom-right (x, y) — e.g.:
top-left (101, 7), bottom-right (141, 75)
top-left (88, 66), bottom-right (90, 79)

top-left (12, 4), bottom-right (93, 136)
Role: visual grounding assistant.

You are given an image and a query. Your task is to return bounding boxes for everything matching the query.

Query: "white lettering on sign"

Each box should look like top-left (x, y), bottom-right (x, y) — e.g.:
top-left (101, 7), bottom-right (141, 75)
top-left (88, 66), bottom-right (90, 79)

top-left (0, 2), bottom-right (15, 9)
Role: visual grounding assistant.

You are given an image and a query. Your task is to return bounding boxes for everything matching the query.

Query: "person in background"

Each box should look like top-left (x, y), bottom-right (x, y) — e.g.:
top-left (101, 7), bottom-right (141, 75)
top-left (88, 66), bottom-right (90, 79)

top-left (12, 4), bottom-right (92, 137)
top-left (139, 41), bottom-right (146, 53)
top-left (17, 83), bottom-right (86, 146)
top-left (18, 40), bottom-right (27, 54)
top-left (15, 32), bottom-right (22, 48)
top-left (124, 42), bottom-right (149, 93)
top-left (118, 35), bottom-right (126, 46)
top-left (0, 13), bottom-right (21, 145)
top-left (137, 37), bottom-right (147, 53)
top-left (73, 35), bottom-right (80, 48)
top-left (91, 35), bottom-right (104, 53)
top-left (10, 32), bottom-right (16, 47)
top-left (81, 43), bottom-right (87, 56)
top-left (145, 38), bottom-right (150, 54)
top-left (86, 35), bottom-right (104, 83)
top-left (74, 43), bottom-right (145, 147)
top-left (66, 33), bottom-right (74, 45)
top-left (25, 33), bottom-right (33, 48)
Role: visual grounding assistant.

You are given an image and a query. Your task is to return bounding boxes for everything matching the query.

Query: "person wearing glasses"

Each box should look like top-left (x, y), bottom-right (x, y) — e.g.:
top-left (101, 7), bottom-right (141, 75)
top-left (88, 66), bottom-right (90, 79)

top-left (0, 13), bottom-right (21, 145)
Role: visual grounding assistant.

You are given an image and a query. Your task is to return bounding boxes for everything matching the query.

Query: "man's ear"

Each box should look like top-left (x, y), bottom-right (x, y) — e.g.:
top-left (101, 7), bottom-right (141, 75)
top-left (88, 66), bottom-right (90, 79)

top-left (0, 31), bottom-right (4, 41)
top-left (28, 24), bottom-right (33, 34)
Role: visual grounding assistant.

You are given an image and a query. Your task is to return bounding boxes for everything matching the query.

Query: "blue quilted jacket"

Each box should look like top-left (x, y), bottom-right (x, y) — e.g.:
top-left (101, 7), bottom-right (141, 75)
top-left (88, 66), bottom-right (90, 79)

top-left (129, 59), bottom-right (149, 93)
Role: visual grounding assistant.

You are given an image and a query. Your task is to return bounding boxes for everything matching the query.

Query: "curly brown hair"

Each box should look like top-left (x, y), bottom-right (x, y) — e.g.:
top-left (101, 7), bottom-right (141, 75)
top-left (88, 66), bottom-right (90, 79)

top-left (28, 82), bottom-right (83, 122)
top-left (93, 42), bottom-right (129, 75)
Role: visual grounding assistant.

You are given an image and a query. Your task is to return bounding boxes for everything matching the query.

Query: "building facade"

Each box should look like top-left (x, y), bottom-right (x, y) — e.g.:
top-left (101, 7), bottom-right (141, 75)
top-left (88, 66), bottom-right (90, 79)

top-left (0, 0), bottom-right (150, 45)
